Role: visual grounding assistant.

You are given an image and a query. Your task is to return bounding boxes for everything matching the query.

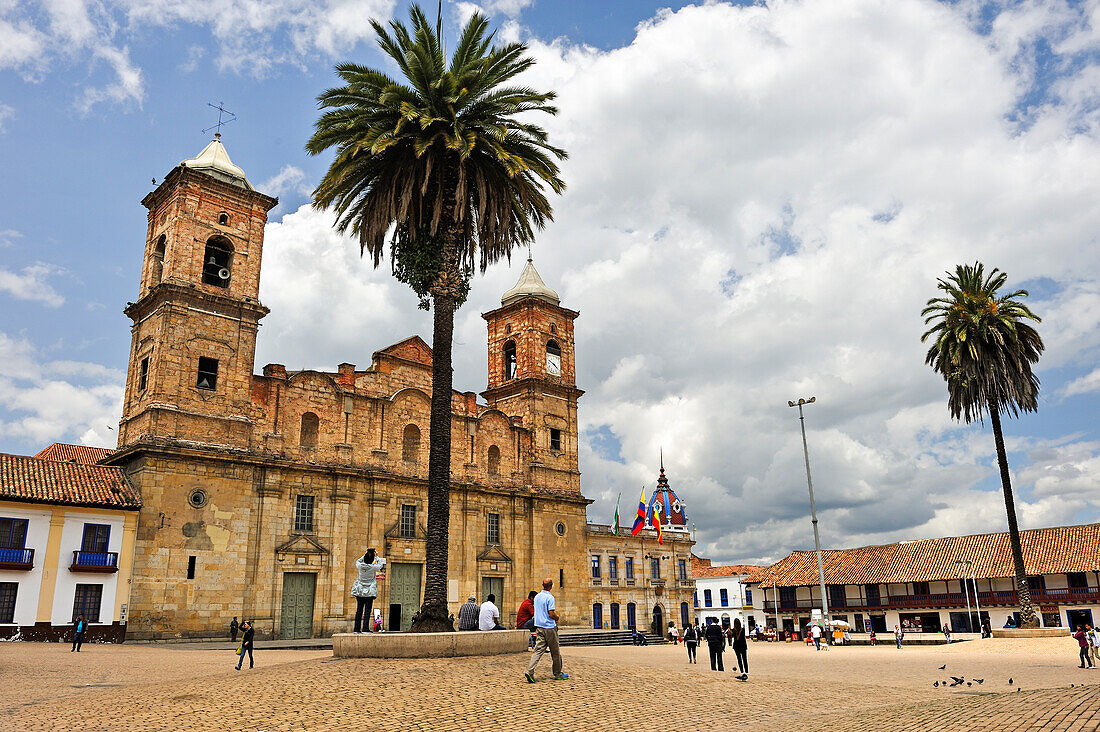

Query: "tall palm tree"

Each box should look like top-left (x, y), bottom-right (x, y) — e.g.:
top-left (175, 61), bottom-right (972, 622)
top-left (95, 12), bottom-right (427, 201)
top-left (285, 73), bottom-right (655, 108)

top-left (921, 262), bottom-right (1044, 628)
top-left (307, 5), bottom-right (566, 631)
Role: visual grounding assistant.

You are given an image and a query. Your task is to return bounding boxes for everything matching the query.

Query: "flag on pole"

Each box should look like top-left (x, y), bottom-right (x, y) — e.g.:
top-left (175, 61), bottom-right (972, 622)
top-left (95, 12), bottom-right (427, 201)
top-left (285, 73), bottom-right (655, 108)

top-left (651, 501), bottom-right (664, 544)
top-left (613, 493), bottom-right (621, 535)
top-left (630, 487), bottom-right (647, 536)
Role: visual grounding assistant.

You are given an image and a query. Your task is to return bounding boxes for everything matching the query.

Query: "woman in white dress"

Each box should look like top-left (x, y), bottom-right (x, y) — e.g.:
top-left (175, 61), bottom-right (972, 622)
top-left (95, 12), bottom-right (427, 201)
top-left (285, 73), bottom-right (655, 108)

top-left (351, 548), bottom-right (386, 632)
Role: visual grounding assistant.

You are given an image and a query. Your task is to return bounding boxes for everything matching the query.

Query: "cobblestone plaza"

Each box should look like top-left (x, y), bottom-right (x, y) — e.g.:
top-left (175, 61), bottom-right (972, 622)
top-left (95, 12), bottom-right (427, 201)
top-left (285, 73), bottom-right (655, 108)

top-left (2, 637), bottom-right (1098, 731)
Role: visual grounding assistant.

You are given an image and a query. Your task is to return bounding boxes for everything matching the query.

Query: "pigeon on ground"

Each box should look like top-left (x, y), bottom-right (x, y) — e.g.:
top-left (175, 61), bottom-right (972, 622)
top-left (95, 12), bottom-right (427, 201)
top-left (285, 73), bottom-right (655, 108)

top-left (950, 676), bottom-right (965, 684)
top-left (974, 679), bottom-right (983, 684)
top-left (933, 681), bottom-right (939, 687)
top-left (1017, 688), bottom-right (1021, 692)
top-left (966, 682), bottom-right (972, 687)
top-left (1008, 678), bottom-right (1013, 685)
top-left (938, 664), bottom-right (947, 670)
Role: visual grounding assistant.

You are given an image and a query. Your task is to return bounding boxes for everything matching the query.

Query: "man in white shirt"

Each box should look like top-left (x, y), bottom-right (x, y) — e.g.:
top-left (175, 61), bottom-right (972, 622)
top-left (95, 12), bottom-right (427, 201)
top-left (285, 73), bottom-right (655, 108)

top-left (479, 593), bottom-right (505, 630)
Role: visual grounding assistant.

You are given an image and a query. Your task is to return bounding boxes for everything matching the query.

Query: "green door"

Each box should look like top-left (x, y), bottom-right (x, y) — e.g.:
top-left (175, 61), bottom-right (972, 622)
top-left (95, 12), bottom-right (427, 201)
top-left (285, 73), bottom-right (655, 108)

top-left (280, 572), bottom-right (316, 639)
top-left (388, 563), bottom-right (422, 631)
top-left (481, 577), bottom-right (504, 608)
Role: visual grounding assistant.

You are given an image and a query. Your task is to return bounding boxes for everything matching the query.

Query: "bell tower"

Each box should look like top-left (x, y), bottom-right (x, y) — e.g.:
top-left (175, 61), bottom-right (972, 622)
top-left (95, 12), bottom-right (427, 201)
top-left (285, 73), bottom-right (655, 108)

top-left (117, 134), bottom-right (278, 449)
top-left (482, 258), bottom-right (583, 492)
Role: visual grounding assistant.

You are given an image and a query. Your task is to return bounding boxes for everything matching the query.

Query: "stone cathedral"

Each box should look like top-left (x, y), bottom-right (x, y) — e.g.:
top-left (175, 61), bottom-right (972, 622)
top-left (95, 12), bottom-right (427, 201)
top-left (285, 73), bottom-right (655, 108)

top-left (107, 135), bottom-right (694, 640)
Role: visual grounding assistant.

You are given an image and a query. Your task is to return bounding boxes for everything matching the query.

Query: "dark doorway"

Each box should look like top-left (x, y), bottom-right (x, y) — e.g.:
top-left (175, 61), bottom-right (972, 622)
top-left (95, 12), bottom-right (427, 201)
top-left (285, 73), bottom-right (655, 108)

top-left (652, 605), bottom-right (664, 635)
top-left (1067, 609), bottom-right (1094, 630)
top-left (869, 614), bottom-right (888, 633)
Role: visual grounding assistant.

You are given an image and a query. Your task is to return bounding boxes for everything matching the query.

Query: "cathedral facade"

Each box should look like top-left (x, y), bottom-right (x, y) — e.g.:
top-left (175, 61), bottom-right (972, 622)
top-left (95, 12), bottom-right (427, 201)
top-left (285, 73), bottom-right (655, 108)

top-left (108, 136), bottom-right (692, 639)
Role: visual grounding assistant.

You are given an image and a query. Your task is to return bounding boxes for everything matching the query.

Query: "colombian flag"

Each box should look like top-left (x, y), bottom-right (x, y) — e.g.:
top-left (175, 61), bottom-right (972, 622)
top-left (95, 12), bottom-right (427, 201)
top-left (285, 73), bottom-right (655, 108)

top-left (651, 502), bottom-right (664, 544)
top-left (630, 487), bottom-right (647, 536)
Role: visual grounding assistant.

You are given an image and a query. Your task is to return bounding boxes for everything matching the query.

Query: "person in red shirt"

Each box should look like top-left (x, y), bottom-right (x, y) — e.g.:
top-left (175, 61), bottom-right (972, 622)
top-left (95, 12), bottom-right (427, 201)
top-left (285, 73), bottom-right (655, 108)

top-left (1073, 626), bottom-right (1095, 669)
top-left (517, 590), bottom-right (537, 629)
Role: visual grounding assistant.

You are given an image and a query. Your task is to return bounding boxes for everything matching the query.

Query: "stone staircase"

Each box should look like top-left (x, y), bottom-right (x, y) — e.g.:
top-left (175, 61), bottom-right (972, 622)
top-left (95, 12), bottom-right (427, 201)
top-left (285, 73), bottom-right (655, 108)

top-left (557, 629), bottom-right (668, 647)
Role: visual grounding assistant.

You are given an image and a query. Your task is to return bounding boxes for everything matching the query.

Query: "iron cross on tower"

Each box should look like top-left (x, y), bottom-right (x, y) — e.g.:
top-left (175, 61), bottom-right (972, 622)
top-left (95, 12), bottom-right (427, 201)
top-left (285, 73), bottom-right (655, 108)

top-left (203, 102), bottom-right (237, 137)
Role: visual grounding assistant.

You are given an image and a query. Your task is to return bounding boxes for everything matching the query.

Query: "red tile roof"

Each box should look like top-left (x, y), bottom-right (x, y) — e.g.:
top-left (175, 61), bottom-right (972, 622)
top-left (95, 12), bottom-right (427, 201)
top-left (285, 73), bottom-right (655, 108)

top-left (692, 555), bottom-right (762, 578)
top-left (743, 523), bottom-right (1100, 586)
top-left (34, 443), bottom-right (114, 465)
top-left (0, 453), bottom-right (141, 510)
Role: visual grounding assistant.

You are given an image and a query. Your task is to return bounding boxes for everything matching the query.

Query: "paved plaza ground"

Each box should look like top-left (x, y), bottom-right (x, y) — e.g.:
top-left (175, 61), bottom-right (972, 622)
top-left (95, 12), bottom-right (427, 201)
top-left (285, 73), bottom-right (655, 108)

top-left (1, 636), bottom-right (1098, 731)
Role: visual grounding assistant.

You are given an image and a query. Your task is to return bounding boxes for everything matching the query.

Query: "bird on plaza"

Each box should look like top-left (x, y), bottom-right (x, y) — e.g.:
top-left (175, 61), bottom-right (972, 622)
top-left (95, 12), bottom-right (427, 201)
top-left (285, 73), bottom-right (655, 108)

top-left (950, 676), bottom-right (965, 685)
top-left (1017, 688), bottom-right (1021, 692)
top-left (973, 679), bottom-right (983, 684)
top-left (966, 682), bottom-right (972, 687)
top-left (933, 681), bottom-right (939, 687)
top-left (1008, 678), bottom-right (1012, 685)
top-left (938, 664), bottom-right (946, 670)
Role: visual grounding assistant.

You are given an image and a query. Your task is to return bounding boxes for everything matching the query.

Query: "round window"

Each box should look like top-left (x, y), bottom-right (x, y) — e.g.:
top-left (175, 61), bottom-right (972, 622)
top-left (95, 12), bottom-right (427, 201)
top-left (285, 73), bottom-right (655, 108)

top-left (555, 521), bottom-right (566, 536)
top-left (188, 488), bottom-right (207, 508)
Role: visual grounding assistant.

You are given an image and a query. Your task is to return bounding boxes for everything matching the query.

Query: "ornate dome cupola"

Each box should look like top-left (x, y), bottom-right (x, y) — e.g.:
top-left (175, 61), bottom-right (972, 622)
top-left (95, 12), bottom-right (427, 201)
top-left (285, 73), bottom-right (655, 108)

top-left (180, 133), bottom-right (254, 190)
top-left (648, 453), bottom-right (689, 533)
top-left (501, 257), bottom-right (560, 307)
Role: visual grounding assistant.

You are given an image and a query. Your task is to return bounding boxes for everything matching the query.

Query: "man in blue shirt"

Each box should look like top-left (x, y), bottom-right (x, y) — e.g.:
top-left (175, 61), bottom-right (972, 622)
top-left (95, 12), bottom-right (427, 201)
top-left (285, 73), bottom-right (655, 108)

top-left (525, 577), bottom-right (568, 682)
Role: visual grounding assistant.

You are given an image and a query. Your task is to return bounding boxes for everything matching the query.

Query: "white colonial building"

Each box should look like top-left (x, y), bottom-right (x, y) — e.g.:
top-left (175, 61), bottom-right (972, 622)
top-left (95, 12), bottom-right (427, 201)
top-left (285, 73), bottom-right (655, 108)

top-left (690, 555), bottom-right (762, 629)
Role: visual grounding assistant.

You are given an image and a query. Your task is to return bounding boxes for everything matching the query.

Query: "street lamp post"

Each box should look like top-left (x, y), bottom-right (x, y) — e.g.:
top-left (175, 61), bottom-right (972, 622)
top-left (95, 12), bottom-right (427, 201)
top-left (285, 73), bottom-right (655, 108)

top-left (969, 563), bottom-right (983, 636)
top-left (955, 560), bottom-right (973, 637)
top-left (772, 580), bottom-right (780, 639)
top-left (788, 396), bottom-right (831, 636)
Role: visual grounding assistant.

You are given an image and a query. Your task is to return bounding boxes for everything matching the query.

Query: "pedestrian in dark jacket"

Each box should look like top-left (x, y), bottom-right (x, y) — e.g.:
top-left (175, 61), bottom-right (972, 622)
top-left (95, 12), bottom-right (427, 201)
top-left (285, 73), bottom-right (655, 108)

top-left (71, 615), bottom-right (87, 652)
top-left (236, 620), bottom-right (255, 670)
top-left (684, 623), bottom-right (699, 664)
top-left (1074, 626), bottom-right (1095, 669)
top-left (230, 616), bottom-right (239, 642)
top-left (732, 618), bottom-right (749, 678)
top-left (704, 619), bottom-right (725, 671)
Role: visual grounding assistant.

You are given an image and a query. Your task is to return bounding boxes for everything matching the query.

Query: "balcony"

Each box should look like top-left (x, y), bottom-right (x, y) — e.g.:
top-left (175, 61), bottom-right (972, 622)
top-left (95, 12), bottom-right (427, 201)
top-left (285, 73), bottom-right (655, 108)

top-left (648, 578), bottom-right (666, 588)
top-left (624, 579), bottom-right (636, 587)
top-left (590, 578), bottom-right (603, 587)
top-left (676, 579), bottom-right (695, 589)
top-left (757, 589), bottom-right (1068, 613)
top-left (1032, 588), bottom-right (1100, 604)
top-left (608, 578), bottom-right (619, 586)
top-left (0, 547), bottom-right (33, 571)
top-left (70, 551), bottom-right (119, 573)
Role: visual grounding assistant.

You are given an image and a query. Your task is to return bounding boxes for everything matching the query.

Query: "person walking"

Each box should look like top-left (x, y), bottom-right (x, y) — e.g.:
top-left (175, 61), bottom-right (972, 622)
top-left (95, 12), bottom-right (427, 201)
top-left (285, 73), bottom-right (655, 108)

top-left (704, 618), bottom-right (725, 672)
top-left (683, 622), bottom-right (699, 664)
top-left (71, 614), bottom-right (87, 652)
top-left (235, 620), bottom-right (255, 670)
top-left (230, 616), bottom-right (239, 642)
top-left (1090, 624), bottom-right (1100, 667)
top-left (458, 596), bottom-right (480, 631)
top-left (894, 625), bottom-right (904, 649)
top-left (942, 623), bottom-right (951, 643)
top-left (351, 548), bottom-right (386, 633)
top-left (1073, 625), bottom-right (1095, 669)
top-left (811, 622), bottom-right (822, 651)
top-left (525, 577), bottom-right (567, 682)
top-left (731, 618), bottom-right (749, 679)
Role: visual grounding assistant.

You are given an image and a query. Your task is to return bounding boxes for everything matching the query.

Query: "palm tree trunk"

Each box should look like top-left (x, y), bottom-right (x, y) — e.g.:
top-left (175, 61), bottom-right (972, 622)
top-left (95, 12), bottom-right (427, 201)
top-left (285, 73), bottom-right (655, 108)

top-left (989, 400), bottom-right (1039, 628)
top-left (409, 292), bottom-right (456, 632)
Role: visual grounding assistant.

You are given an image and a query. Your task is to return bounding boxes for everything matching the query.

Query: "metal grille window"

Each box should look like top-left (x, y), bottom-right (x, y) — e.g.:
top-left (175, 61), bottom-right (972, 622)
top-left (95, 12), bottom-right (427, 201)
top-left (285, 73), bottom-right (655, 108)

top-left (294, 495), bottom-right (314, 533)
top-left (400, 505), bottom-right (416, 538)
top-left (0, 518), bottom-right (28, 549)
top-left (487, 513), bottom-right (500, 545)
top-left (196, 357), bottom-right (219, 390)
top-left (73, 583), bottom-right (103, 622)
top-left (591, 556), bottom-right (601, 579)
top-left (625, 557), bottom-right (634, 580)
top-left (608, 557), bottom-right (618, 580)
top-left (0, 582), bottom-right (16, 623)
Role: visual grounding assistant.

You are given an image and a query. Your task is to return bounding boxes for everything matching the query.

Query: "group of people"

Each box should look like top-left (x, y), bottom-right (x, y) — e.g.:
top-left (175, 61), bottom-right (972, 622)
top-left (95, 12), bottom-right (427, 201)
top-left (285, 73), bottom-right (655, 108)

top-left (679, 618), bottom-right (749, 679)
top-left (1072, 623), bottom-right (1100, 669)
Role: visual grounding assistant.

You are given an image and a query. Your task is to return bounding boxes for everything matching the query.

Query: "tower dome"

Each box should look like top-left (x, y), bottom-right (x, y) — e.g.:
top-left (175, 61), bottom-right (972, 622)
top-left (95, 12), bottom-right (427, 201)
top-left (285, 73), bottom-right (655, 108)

top-left (181, 133), bottom-right (254, 190)
top-left (648, 455), bottom-right (688, 533)
top-left (501, 258), bottom-right (560, 307)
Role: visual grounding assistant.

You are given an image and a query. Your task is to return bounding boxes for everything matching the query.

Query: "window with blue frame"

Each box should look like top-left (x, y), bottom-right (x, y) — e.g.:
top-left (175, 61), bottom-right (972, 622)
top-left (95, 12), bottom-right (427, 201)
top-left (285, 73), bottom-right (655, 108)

top-left (650, 558), bottom-right (660, 580)
top-left (745, 589), bottom-right (752, 605)
top-left (694, 590), bottom-right (698, 607)
top-left (720, 588), bottom-right (729, 607)
top-left (704, 589), bottom-right (713, 607)
top-left (591, 555), bottom-right (601, 579)
top-left (678, 559), bottom-right (687, 580)
top-left (608, 557), bottom-right (618, 580)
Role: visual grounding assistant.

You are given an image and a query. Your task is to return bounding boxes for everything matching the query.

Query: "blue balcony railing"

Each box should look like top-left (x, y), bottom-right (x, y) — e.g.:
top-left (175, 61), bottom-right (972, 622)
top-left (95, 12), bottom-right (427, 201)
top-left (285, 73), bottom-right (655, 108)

top-left (0, 547), bottom-right (33, 570)
top-left (70, 550), bottom-right (119, 572)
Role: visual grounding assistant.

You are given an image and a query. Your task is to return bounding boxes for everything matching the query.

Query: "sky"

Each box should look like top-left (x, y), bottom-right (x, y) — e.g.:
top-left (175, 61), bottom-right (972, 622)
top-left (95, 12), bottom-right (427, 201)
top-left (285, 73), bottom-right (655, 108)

top-left (3, 0), bottom-right (1100, 565)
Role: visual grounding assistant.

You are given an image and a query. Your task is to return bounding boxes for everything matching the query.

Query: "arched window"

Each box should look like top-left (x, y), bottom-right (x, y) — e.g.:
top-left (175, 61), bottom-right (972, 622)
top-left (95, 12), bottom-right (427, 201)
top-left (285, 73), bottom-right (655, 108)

top-left (626, 602), bottom-right (637, 631)
top-left (546, 340), bottom-right (561, 376)
top-left (610, 602), bottom-right (620, 629)
top-left (592, 603), bottom-right (603, 629)
top-left (202, 236), bottom-right (233, 288)
top-left (680, 602), bottom-right (690, 628)
top-left (218, 212), bottom-right (229, 225)
top-left (151, 235), bottom-right (166, 284)
top-left (503, 340), bottom-right (517, 380)
top-left (487, 445), bottom-right (500, 475)
top-left (402, 424), bottom-right (421, 463)
top-left (300, 412), bottom-right (319, 449)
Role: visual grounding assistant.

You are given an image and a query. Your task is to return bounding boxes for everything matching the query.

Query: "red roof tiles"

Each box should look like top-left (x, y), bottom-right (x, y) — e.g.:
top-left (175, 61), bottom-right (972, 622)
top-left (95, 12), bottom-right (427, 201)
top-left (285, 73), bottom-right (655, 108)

top-left (34, 443), bottom-right (114, 465)
top-left (0, 453), bottom-right (141, 510)
top-left (692, 555), bottom-right (762, 578)
top-left (743, 523), bottom-right (1100, 586)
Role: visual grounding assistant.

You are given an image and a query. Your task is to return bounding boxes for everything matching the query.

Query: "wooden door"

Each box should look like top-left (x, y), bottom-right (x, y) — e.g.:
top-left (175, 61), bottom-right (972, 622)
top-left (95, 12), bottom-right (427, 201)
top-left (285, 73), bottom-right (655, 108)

top-left (280, 573), bottom-right (316, 639)
top-left (389, 563), bottom-right (422, 631)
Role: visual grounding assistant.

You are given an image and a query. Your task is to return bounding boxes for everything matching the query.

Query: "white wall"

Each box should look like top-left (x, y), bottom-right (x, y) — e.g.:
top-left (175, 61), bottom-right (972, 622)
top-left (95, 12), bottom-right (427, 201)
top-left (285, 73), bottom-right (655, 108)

top-left (0, 506), bottom-right (51, 627)
top-left (695, 574), bottom-right (750, 626)
top-left (51, 512), bottom-right (126, 626)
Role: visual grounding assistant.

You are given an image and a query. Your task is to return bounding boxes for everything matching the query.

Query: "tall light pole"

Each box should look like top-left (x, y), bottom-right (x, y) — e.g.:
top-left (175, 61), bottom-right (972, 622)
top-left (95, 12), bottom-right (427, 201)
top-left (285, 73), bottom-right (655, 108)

top-left (967, 561), bottom-right (983, 635)
top-left (788, 396), bottom-right (830, 635)
top-left (955, 559), bottom-right (973, 636)
top-left (772, 580), bottom-right (780, 638)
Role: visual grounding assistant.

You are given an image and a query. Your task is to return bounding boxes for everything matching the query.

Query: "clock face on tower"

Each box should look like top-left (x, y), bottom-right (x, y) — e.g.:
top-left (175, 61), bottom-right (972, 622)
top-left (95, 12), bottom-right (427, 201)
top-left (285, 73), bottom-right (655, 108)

top-left (547, 351), bottom-right (561, 376)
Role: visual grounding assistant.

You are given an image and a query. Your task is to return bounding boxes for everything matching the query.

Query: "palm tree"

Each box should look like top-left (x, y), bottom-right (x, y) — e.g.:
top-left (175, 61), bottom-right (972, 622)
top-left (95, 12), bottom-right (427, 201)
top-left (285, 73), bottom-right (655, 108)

top-left (921, 262), bottom-right (1044, 628)
top-left (307, 5), bottom-right (566, 631)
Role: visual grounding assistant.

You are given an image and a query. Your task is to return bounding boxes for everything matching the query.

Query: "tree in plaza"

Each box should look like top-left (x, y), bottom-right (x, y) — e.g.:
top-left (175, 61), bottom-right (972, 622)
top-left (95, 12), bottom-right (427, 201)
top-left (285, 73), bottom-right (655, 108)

top-left (921, 262), bottom-right (1044, 628)
top-left (307, 5), bottom-right (566, 631)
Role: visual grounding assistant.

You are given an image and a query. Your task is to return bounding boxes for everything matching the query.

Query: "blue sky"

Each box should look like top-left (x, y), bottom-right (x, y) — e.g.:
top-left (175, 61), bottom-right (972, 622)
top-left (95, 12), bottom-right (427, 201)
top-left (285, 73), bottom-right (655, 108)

top-left (3, 0), bottom-right (1100, 563)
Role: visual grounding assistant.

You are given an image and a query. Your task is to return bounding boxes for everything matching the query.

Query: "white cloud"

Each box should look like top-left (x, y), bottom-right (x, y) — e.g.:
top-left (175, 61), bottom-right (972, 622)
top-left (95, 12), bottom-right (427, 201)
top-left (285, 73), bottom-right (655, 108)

top-left (0, 229), bottom-right (20, 247)
top-left (77, 45), bottom-right (144, 113)
top-left (260, 165), bottom-right (313, 202)
top-left (249, 0), bottom-right (1100, 562)
top-left (456, 0), bottom-right (533, 22)
top-left (0, 263), bottom-right (65, 306)
top-left (0, 103), bottom-right (13, 132)
top-left (0, 333), bottom-right (122, 449)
